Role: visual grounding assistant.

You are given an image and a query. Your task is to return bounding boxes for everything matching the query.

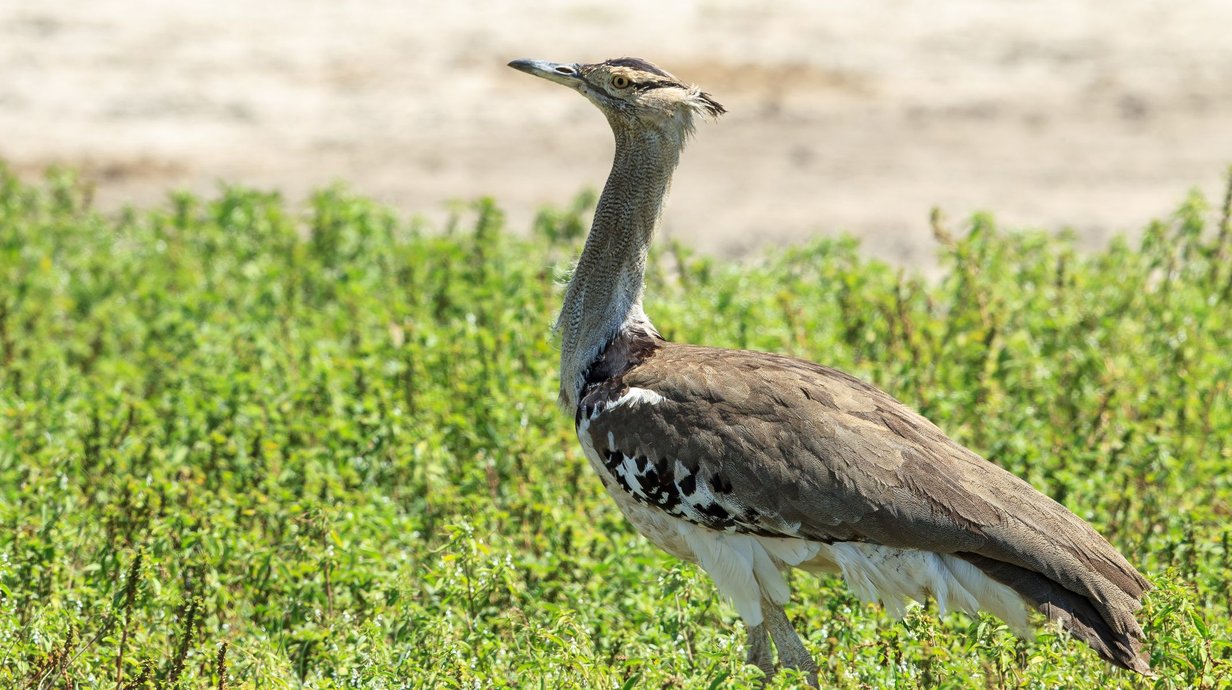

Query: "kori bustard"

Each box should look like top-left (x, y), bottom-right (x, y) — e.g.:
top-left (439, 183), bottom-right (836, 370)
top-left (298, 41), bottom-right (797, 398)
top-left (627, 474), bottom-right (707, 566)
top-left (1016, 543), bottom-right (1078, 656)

top-left (508, 56), bottom-right (1151, 684)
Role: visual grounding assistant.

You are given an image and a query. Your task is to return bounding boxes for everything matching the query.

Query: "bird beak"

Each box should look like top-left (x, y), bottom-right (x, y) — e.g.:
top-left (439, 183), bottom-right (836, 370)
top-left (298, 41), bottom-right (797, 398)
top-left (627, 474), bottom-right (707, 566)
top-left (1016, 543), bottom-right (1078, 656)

top-left (507, 59), bottom-right (583, 88)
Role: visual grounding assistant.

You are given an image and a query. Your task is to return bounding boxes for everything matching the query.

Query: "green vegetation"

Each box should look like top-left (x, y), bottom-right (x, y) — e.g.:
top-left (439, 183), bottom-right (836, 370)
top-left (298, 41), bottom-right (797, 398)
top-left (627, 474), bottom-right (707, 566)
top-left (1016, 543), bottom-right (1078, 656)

top-left (1, 164), bottom-right (1230, 689)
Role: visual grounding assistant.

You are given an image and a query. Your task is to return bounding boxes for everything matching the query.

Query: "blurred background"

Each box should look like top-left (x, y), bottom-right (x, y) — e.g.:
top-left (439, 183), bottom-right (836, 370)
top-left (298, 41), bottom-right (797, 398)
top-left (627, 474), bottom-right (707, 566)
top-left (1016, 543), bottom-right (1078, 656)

top-left (3, 0), bottom-right (1231, 270)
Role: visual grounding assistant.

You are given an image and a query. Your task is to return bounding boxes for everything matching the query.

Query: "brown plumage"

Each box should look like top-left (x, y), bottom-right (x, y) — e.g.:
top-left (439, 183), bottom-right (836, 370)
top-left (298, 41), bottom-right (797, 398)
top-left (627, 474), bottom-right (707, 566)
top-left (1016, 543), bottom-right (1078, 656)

top-left (508, 56), bottom-right (1152, 685)
top-left (583, 338), bottom-right (1150, 672)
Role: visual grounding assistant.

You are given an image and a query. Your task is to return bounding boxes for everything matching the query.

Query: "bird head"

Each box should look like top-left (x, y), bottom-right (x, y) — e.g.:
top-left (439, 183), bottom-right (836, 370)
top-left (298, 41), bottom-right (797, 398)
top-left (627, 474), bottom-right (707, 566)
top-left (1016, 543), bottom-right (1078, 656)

top-left (508, 57), bottom-right (724, 136)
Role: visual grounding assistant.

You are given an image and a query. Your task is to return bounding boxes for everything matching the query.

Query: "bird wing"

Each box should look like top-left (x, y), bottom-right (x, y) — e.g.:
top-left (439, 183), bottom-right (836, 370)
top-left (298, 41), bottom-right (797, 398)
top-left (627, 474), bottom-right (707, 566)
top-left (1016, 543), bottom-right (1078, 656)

top-left (578, 342), bottom-right (1149, 667)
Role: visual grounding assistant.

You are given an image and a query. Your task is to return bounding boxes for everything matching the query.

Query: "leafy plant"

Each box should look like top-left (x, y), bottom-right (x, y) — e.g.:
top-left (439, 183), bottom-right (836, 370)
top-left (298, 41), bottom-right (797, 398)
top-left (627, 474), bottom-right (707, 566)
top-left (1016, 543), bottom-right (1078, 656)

top-left (0, 163), bottom-right (1229, 688)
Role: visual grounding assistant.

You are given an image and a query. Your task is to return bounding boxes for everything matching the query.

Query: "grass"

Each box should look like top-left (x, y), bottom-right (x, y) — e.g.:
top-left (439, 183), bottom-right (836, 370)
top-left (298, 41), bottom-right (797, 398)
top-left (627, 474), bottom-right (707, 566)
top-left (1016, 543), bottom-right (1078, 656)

top-left (0, 162), bottom-right (1229, 689)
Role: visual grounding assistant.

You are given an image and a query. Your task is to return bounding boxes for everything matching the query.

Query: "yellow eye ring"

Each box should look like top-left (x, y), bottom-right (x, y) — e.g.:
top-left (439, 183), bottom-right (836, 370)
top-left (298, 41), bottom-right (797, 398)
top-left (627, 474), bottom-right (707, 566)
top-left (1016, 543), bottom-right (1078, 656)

top-left (612, 75), bottom-right (631, 89)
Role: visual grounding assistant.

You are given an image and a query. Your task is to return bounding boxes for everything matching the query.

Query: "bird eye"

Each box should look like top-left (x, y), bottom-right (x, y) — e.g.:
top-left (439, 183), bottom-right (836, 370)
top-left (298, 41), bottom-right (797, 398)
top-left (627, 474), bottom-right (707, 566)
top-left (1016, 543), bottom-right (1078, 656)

top-left (611, 75), bottom-right (631, 89)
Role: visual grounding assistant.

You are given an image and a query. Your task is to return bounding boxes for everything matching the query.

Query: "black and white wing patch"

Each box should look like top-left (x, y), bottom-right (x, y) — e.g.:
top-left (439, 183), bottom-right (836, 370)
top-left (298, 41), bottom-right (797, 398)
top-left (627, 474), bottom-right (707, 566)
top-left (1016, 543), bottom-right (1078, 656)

top-left (600, 449), bottom-right (753, 531)
top-left (578, 384), bottom-right (802, 537)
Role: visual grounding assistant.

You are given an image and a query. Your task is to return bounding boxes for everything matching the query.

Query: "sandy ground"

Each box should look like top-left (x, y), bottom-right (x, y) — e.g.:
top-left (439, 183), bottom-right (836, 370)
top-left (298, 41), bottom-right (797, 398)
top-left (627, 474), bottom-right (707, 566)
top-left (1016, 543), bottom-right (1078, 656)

top-left (3, 1), bottom-right (1232, 271)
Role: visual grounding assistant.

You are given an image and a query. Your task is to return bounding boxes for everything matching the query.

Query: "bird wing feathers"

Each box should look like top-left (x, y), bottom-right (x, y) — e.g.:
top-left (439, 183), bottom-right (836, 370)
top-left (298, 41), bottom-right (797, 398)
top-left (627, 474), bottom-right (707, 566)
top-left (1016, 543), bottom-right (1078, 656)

top-left (579, 341), bottom-right (1150, 671)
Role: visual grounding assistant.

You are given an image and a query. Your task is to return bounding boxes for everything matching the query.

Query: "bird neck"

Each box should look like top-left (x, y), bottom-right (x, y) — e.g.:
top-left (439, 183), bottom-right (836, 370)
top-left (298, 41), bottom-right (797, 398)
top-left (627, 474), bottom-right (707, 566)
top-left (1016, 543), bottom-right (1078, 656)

top-left (557, 126), bottom-right (684, 409)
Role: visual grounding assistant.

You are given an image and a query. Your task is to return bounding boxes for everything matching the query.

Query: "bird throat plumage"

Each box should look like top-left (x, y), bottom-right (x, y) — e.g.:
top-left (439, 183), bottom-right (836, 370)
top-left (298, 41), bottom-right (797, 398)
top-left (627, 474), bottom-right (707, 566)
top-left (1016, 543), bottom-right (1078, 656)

top-left (556, 123), bottom-right (688, 410)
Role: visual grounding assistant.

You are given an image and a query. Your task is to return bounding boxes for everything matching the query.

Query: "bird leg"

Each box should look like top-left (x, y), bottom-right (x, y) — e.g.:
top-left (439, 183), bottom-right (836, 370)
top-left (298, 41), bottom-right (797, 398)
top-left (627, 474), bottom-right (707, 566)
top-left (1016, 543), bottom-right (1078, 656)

top-left (745, 622), bottom-right (774, 682)
top-left (761, 597), bottom-right (819, 688)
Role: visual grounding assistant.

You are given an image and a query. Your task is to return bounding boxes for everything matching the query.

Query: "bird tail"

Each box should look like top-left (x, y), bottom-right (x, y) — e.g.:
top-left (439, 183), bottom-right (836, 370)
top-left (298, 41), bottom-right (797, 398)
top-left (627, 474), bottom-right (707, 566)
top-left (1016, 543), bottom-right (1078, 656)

top-left (959, 553), bottom-right (1153, 675)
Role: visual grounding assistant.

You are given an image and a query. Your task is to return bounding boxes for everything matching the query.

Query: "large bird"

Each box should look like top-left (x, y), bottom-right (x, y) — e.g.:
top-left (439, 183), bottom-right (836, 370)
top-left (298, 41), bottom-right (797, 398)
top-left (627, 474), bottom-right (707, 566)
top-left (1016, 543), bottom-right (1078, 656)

top-left (507, 56), bottom-right (1151, 686)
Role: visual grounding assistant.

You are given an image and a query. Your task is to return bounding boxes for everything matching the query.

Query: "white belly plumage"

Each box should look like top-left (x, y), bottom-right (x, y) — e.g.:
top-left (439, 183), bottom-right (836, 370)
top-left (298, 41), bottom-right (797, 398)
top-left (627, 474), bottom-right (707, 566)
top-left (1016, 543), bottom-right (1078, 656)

top-left (577, 387), bottom-right (1031, 633)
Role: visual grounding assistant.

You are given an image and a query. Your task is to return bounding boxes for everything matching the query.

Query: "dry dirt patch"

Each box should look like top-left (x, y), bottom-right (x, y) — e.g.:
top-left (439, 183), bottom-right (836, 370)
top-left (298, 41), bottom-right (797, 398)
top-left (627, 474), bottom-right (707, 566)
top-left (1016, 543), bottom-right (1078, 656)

top-left (3, 1), bottom-right (1231, 272)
